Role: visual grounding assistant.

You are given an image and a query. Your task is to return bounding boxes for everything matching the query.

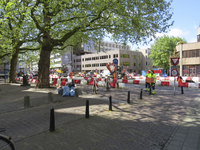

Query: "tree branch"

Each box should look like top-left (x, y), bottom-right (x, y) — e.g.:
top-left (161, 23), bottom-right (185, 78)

top-left (31, 0), bottom-right (43, 31)
top-left (19, 47), bottom-right (41, 51)
top-left (52, 6), bottom-right (108, 47)
top-left (50, 14), bottom-right (96, 27)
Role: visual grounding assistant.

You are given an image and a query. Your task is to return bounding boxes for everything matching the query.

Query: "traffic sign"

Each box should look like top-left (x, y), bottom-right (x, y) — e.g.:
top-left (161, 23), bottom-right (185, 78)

top-left (171, 69), bottom-right (178, 77)
top-left (113, 58), bottom-right (118, 65)
top-left (171, 58), bottom-right (179, 66)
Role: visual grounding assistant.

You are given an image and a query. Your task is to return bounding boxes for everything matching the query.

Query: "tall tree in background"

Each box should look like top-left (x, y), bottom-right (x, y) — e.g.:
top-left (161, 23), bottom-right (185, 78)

top-left (29, 0), bottom-right (174, 88)
top-left (149, 35), bottom-right (187, 74)
top-left (0, 0), bottom-right (39, 82)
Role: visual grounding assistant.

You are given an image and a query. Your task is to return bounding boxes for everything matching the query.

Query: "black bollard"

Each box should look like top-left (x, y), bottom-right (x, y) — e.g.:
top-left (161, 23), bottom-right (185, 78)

top-left (85, 100), bottom-right (89, 118)
top-left (24, 96), bottom-right (30, 108)
top-left (181, 86), bottom-right (184, 94)
top-left (127, 91), bottom-right (130, 104)
top-left (50, 108), bottom-right (55, 132)
top-left (109, 95), bottom-right (112, 111)
top-left (140, 89), bottom-right (143, 99)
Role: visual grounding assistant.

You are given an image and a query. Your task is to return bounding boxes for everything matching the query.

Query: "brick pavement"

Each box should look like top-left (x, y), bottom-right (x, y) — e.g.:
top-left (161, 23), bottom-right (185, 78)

top-left (0, 82), bottom-right (200, 149)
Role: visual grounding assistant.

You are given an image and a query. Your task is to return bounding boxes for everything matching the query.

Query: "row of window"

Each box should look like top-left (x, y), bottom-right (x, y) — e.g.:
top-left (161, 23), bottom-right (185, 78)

top-left (82, 54), bottom-right (114, 61)
top-left (82, 54), bottom-right (140, 61)
top-left (182, 49), bottom-right (200, 58)
top-left (120, 54), bottom-right (140, 59)
top-left (74, 59), bottom-right (81, 62)
top-left (83, 62), bottom-right (141, 67)
top-left (84, 63), bottom-right (107, 67)
top-left (99, 42), bottom-right (129, 49)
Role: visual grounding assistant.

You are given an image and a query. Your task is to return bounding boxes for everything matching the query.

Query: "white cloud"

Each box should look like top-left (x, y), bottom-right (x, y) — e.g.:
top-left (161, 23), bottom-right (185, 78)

top-left (156, 28), bottom-right (189, 38)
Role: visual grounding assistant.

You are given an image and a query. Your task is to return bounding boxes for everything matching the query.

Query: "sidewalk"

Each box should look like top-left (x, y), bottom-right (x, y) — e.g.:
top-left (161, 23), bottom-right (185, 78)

top-left (0, 82), bottom-right (200, 149)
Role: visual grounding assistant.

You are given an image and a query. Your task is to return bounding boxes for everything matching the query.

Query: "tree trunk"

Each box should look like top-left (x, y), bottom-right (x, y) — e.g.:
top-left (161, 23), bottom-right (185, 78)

top-left (36, 45), bottom-right (52, 88)
top-left (8, 49), bottom-right (19, 83)
top-left (37, 1), bottom-right (52, 88)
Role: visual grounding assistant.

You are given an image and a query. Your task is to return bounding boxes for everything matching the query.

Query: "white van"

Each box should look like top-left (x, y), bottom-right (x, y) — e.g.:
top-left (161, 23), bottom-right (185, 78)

top-left (100, 70), bottom-right (111, 78)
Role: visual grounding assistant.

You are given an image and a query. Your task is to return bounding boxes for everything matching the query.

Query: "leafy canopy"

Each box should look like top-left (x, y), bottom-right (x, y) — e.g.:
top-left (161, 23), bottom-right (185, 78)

top-left (149, 35), bottom-right (187, 71)
top-left (29, 0), bottom-right (174, 47)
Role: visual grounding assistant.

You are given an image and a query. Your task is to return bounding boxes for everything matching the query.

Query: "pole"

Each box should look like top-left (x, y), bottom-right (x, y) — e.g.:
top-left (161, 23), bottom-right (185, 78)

top-left (140, 89), bottom-right (143, 99)
top-left (169, 51), bottom-right (171, 76)
top-left (180, 44), bottom-right (183, 76)
top-left (174, 77), bottom-right (176, 96)
top-left (85, 100), bottom-right (89, 118)
top-left (50, 108), bottom-right (55, 132)
top-left (109, 95), bottom-right (112, 110)
top-left (127, 91), bottom-right (130, 104)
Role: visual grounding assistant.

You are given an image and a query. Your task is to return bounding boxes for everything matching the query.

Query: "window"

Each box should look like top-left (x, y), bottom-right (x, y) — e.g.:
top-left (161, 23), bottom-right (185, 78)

top-left (146, 50), bottom-right (147, 53)
top-left (100, 63), bottom-right (107, 66)
top-left (85, 64), bottom-right (91, 67)
top-left (92, 57), bottom-right (96, 60)
top-left (196, 49), bottom-right (199, 57)
top-left (146, 56), bottom-right (147, 59)
top-left (198, 35), bottom-right (200, 42)
top-left (192, 50), bottom-right (196, 57)
top-left (133, 55), bottom-right (136, 59)
top-left (138, 63), bottom-right (140, 67)
top-left (120, 62), bottom-right (129, 66)
top-left (189, 51), bottom-right (193, 58)
top-left (100, 55), bottom-right (108, 59)
top-left (113, 54), bottom-right (118, 58)
top-left (146, 62), bottom-right (147, 66)
top-left (138, 55), bottom-right (140, 59)
top-left (120, 54), bottom-right (129, 58)
top-left (85, 58), bottom-right (91, 61)
top-left (76, 59), bottom-right (81, 62)
top-left (134, 63), bottom-right (136, 66)
top-left (109, 55), bottom-right (111, 58)
top-left (96, 57), bottom-right (99, 60)
top-left (183, 51), bottom-right (186, 58)
top-left (92, 64), bottom-right (99, 67)
top-left (74, 60), bottom-right (75, 62)
top-left (82, 65), bottom-right (84, 67)
top-left (82, 58), bottom-right (84, 61)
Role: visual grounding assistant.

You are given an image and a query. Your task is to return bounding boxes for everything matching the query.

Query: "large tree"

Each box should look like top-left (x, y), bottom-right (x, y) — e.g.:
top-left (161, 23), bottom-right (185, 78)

top-left (149, 35), bottom-right (187, 73)
top-left (28, 0), bottom-right (174, 88)
top-left (0, 0), bottom-right (40, 82)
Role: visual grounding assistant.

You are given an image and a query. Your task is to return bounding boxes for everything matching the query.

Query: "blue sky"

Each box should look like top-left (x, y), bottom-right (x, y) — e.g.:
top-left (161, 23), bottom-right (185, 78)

top-left (104, 0), bottom-right (200, 50)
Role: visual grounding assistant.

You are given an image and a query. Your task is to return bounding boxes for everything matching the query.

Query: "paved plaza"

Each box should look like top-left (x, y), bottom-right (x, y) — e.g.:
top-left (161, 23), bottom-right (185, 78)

top-left (0, 80), bottom-right (200, 150)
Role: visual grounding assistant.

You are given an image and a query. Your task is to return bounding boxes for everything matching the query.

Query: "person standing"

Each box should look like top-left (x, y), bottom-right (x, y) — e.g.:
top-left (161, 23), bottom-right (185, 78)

top-left (150, 70), bottom-right (157, 94)
top-left (177, 76), bottom-right (183, 83)
top-left (145, 70), bottom-right (151, 91)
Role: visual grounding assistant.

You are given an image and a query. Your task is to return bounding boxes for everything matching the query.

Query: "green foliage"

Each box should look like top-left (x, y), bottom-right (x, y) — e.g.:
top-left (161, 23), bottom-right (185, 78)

top-left (149, 35), bottom-right (187, 71)
top-left (28, 0), bottom-right (174, 47)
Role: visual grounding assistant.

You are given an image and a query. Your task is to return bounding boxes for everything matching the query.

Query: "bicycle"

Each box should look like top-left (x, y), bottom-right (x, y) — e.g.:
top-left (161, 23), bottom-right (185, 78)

top-left (0, 128), bottom-right (15, 150)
